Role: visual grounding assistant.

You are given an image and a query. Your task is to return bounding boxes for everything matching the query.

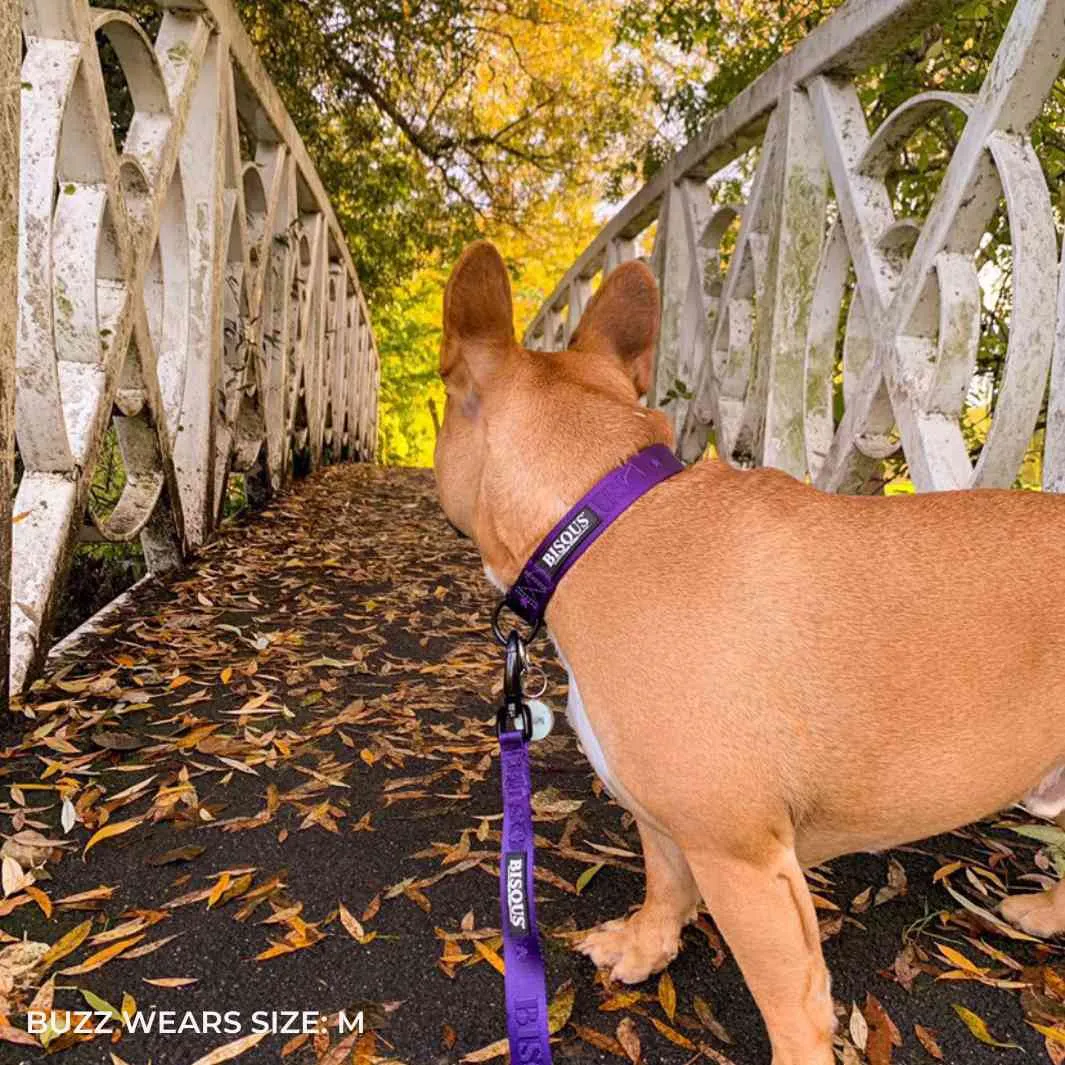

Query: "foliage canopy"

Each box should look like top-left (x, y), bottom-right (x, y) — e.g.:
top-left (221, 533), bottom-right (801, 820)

top-left (100, 1), bottom-right (1063, 471)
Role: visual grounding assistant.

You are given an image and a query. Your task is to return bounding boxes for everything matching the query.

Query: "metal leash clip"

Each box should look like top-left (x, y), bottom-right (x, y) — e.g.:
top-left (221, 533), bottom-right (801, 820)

top-left (495, 629), bottom-right (533, 741)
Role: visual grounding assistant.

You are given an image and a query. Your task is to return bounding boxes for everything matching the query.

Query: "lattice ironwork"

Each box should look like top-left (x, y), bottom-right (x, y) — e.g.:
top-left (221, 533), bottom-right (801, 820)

top-left (8, 0), bottom-right (379, 692)
top-left (525, 0), bottom-right (1065, 500)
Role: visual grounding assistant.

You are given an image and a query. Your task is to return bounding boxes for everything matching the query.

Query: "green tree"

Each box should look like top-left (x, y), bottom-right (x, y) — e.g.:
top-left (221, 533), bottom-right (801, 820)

top-left (236, 0), bottom-right (650, 300)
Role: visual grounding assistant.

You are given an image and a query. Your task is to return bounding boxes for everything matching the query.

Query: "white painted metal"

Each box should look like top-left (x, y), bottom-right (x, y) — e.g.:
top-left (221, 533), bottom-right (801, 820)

top-left (7, 0), bottom-right (379, 695)
top-left (524, 0), bottom-right (1065, 507)
top-left (0, 0), bottom-right (18, 708)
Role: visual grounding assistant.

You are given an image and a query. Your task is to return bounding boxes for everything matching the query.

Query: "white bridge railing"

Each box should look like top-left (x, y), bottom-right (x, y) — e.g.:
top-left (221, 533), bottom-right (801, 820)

top-left (526, 0), bottom-right (1065, 497)
top-left (3, 0), bottom-right (379, 696)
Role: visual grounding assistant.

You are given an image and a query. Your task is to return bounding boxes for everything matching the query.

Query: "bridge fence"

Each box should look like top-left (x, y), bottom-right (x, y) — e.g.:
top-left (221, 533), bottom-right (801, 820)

top-left (526, 0), bottom-right (1065, 501)
top-left (6, 0), bottom-right (379, 698)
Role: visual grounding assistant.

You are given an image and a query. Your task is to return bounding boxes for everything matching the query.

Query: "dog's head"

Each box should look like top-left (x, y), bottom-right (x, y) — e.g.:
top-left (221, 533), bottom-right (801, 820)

top-left (434, 241), bottom-right (671, 580)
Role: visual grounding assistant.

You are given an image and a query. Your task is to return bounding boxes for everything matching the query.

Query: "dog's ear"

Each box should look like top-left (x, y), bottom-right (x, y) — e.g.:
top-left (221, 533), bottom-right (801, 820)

top-left (571, 261), bottom-right (660, 396)
top-left (440, 241), bottom-right (514, 382)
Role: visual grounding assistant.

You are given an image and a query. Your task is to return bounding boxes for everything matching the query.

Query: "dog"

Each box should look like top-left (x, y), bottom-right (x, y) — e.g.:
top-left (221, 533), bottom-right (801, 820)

top-left (433, 240), bottom-right (1065, 1064)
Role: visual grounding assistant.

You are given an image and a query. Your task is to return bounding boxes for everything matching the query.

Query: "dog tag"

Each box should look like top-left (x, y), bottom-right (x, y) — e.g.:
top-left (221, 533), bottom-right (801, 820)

top-left (527, 699), bottom-right (555, 741)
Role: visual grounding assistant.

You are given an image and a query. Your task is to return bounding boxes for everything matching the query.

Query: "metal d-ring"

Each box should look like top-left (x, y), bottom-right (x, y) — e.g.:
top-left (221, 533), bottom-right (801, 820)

top-left (491, 599), bottom-right (542, 647)
top-left (523, 665), bottom-right (548, 700)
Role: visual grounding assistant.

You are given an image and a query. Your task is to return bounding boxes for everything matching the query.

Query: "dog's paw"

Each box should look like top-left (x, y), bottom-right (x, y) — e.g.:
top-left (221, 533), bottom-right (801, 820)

top-left (576, 913), bottom-right (681, 984)
top-left (1000, 891), bottom-right (1065, 938)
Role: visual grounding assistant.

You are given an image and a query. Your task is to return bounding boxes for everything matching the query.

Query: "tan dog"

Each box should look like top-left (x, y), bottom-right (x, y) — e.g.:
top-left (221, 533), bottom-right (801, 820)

top-left (433, 241), bottom-right (1065, 1065)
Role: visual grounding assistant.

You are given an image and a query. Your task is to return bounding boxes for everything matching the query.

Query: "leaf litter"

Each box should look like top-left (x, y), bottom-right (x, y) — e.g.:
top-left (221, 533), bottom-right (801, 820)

top-left (0, 466), bottom-right (1061, 1061)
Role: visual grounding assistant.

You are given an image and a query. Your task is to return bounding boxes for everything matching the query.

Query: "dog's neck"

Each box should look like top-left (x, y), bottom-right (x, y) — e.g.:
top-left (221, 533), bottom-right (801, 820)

top-left (472, 391), bottom-right (672, 591)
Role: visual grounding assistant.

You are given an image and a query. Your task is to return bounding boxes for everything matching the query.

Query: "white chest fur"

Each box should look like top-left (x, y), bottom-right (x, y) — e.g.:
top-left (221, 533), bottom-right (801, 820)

top-left (556, 645), bottom-right (665, 832)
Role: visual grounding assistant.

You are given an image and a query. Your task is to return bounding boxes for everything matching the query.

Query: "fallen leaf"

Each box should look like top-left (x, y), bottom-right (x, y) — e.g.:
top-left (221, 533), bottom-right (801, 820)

top-left (473, 939), bottom-right (505, 975)
top-left (576, 863), bottom-right (603, 895)
top-left (942, 881), bottom-right (1038, 941)
top-left (81, 988), bottom-right (122, 1022)
top-left (1, 856), bottom-right (32, 898)
top-left (616, 1016), bottom-right (641, 1063)
top-left (548, 981), bottom-right (576, 1033)
top-left (24, 885), bottom-right (52, 918)
top-left (649, 1017), bottom-right (696, 1050)
top-left (188, 1032), bottom-right (267, 1064)
top-left (849, 1002), bottom-right (869, 1051)
top-left (572, 1023), bottom-right (626, 1056)
top-left (953, 1004), bottom-right (1020, 1049)
top-left (61, 934), bottom-right (144, 975)
top-left (83, 819), bottom-right (141, 858)
top-left (915, 1024), bottom-right (944, 1060)
top-left (874, 858), bottom-right (908, 906)
top-left (0, 1024), bottom-right (38, 1046)
top-left (693, 995), bottom-right (732, 1044)
top-left (864, 993), bottom-right (901, 1065)
top-left (657, 971), bottom-right (676, 1022)
top-left (41, 920), bottom-right (92, 967)
top-left (148, 845), bottom-right (206, 866)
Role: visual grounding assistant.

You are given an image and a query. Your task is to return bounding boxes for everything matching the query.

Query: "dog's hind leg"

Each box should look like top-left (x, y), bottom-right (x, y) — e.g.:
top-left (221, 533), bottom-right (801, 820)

top-left (689, 842), bottom-right (835, 1065)
top-left (577, 820), bottom-right (699, 984)
top-left (1001, 809), bottom-right (1065, 937)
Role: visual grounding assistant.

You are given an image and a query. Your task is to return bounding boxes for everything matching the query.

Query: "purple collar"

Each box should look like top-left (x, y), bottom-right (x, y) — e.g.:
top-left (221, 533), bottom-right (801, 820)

top-left (504, 444), bottom-right (683, 627)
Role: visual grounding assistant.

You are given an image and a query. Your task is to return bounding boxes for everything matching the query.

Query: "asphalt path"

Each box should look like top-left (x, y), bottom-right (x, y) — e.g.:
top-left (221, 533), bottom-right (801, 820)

top-left (0, 465), bottom-right (1061, 1065)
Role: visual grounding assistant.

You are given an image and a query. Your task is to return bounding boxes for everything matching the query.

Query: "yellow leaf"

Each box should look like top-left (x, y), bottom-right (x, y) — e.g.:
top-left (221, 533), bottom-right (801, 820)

top-left (598, 990), bottom-right (644, 1011)
top-left (24, 885), bottom-right (52, 918)
top-left (937, 945), bottom-right (985, 974)
top-left (220, 667), bottom-right (233, 685)
top-left (81, 989), bottom-right (121, 1022)
top-left (952, 1005), bottom-right (1019, 1048)
top-left (473, 939), bottom-right (505, 975)
top-left (144, 976), bottom-right (198, 987)
top-left (188, 1032), bottom-right (267, 1064)
top-left (61, 934), bottom-right (144, 974)
top-left (83, 818), bottom-right (140, 857)
top-left (658, 970), bottom-right (676, 1021)
top-left (576, 862), bottom-right (603, 895)
top-left (933, 861), bottom-right (963, 883)
top-left (207, 873), bottom-right (232, 908)
top-left (650, 1017), bottom-right (696, 1050)
top-left (548, 980), bottom-right (575, 1034)
top-left (1030, 1022), bottom-right (1065, 1045)
top-left (41, 919), bottom-right (92, 968)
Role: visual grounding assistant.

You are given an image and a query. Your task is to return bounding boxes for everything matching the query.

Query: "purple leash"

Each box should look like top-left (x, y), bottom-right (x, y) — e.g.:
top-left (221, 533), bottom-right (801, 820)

top-left (491, 444), bottom-right (685, 1059)
top-left (496, 633), bottom-right (553, 1063)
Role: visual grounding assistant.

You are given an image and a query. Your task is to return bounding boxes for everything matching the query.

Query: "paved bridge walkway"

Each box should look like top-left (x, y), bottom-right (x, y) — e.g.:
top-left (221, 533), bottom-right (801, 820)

top-left (0, 466), bottom-right (1060, 1065)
